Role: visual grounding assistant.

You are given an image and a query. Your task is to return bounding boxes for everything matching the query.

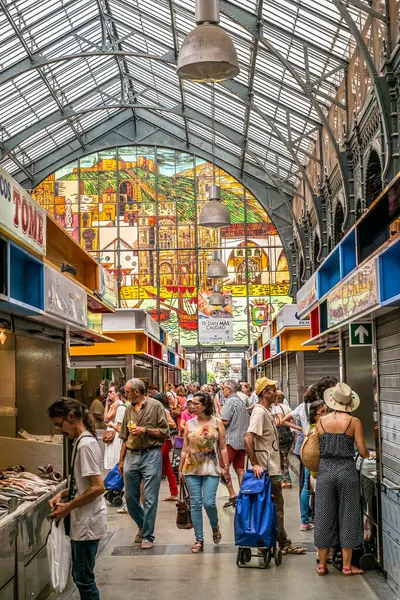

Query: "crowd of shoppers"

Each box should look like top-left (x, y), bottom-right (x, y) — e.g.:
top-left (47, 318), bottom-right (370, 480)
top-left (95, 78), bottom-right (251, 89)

top-left (49, 373), bottom-right (368, 598)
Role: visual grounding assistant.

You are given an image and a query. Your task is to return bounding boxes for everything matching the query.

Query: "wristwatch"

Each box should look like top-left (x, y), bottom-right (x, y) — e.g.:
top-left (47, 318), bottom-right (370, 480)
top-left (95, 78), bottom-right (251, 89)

top-left (145, 427), bottom-right (149, 435)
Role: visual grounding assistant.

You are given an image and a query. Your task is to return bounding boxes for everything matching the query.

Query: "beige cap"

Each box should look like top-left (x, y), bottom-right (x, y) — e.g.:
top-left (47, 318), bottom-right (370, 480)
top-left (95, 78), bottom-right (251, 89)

top-left (255, 377), bottom-right (277, 396)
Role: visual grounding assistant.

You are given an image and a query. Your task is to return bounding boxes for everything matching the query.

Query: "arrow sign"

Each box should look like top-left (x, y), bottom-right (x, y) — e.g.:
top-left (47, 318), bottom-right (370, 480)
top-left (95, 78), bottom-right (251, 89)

top-left (354, 325), bottom-right (369, 343)
top-left (349, 322), bottom-right (372, 347)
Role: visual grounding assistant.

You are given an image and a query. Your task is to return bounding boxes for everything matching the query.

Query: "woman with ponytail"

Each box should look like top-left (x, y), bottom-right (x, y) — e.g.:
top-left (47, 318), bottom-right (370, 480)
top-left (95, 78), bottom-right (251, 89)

top-left (48, 398), bottom-right (107, 600)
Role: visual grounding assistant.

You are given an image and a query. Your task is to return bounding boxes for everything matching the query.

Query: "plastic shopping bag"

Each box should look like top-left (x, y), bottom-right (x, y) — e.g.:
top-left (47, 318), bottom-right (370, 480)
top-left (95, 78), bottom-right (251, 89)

top-left (47, 518), bottom-right (72, 593)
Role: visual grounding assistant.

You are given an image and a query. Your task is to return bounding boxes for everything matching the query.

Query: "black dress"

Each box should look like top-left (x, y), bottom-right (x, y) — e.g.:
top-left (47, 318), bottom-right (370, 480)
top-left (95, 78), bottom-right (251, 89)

top-left (314, 418), bottom-right (363, 549)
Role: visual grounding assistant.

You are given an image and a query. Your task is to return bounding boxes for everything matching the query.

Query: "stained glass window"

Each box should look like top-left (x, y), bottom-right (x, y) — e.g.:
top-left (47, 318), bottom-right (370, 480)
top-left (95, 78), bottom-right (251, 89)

top-left (33, 146), bottom-right (291, 346)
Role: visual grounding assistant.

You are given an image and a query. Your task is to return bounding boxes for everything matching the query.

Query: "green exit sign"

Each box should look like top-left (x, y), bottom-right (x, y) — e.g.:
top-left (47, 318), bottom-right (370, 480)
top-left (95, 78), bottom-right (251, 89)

top-left (349, 322), bottom-right (373, 347)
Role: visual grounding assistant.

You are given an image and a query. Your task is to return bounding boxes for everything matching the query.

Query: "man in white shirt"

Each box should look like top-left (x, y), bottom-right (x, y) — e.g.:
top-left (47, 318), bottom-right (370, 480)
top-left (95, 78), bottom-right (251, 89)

top-left (245, 378), bottom-right (305, 555)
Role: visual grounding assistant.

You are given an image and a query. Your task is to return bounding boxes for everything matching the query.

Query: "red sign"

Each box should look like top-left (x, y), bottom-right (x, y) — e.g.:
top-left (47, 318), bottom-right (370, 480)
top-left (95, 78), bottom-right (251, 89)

top-left (0, 167), bottom-right (46, 255)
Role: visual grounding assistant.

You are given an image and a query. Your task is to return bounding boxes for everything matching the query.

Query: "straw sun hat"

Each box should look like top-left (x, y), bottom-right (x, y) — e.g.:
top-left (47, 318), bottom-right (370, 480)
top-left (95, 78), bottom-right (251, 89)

top-left (323, 382), bottom-right (360, 413)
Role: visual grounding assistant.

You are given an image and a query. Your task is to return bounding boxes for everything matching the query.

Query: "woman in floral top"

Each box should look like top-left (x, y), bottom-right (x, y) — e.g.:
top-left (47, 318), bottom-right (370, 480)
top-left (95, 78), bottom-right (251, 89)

top-left (179, 392), bottom-right (230, 553)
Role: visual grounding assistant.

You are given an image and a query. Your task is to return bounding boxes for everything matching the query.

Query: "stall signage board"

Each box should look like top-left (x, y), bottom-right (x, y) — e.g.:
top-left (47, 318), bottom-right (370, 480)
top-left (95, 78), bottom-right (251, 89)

top-left (276, 304), bottom-right (310, 333)
top-left (349, 322), bottom-right (372, 346)
top-left (146, 314), bottom-right (160, 341)
top-left (0, 167), bottom-right (46, 255)
top-left (198, 290), bottom-right (233, 343)
top-left (270, 338), bottom-right (277, 357)
top-left (296, 273), bottom-right (318, 318)
top-left (45, 265), bottom-right (87, 327)
top-left (162, 346), bottom-right (168, 363)
top-left (98, 265), bottom-right (117, 308)
top-left (327, 257), bottom-right (378, 329)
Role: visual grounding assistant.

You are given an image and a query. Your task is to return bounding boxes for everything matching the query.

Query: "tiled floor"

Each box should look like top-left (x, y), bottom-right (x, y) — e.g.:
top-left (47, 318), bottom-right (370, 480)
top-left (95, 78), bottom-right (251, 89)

top-left (49, 476), bottom-right (396, 600)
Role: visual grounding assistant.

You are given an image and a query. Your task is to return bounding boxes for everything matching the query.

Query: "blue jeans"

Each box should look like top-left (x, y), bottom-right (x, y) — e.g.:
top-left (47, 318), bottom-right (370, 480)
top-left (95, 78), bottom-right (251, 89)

top-left (300, 466), bottom-right (311, 525)
top-left (71, 540), bottom-right (100, 600)
top-left (124, 447), bottom-right (162, 542)
top-left (185, 475), bottom-right (219, 543)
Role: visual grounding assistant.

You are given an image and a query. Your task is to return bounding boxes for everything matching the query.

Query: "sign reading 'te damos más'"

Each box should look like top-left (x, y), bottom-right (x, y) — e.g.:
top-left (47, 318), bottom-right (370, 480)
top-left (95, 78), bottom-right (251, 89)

top-left (0, 167), bottom-right (46, 255)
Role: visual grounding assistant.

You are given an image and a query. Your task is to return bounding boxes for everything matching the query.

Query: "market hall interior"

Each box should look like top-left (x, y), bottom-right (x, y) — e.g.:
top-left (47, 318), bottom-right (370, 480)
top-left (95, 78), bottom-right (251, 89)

top-left (1, 0), bottom-right (400, 599)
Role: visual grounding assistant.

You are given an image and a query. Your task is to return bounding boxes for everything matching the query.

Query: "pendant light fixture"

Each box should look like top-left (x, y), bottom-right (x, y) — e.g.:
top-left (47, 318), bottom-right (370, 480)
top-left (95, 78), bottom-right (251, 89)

top-left (209, 284), bottom-right (225, 307)
top-left (207, 250), bottom-right (228, 278)
top-left (177, 0), bottom-right (240, 83)
top-left (199, 84), bottom-right (231, 228)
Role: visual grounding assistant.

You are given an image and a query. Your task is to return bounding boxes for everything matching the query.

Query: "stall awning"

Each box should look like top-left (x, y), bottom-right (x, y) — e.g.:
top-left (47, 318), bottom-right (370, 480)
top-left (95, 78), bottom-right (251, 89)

top-left (87, 291), bottom-right (115, 314)
top-left (70, 329), bottom-right (116, 346)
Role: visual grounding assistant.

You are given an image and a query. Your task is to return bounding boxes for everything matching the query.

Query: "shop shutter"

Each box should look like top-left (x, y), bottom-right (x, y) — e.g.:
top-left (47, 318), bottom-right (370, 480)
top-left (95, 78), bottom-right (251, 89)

top-left (376, 309), bottom-right (400, 594)
top-left (304, 350), bottom-right (340, 388)
top-left (281, 354), bottom-right (288, 399)
top-left (272, 357), bottom-right (281, 388)
top-left (288, 352), bottom-right (298, 408)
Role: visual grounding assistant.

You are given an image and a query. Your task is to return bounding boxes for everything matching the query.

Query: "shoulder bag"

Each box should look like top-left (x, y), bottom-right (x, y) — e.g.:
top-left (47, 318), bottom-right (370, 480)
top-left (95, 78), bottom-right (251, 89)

top-left (102, 428), bottom-right (116, 443)
top-left (176, 480), bottom-right (193, 530)
top-left (275, 406), bottom-right (294, 451)
top-left (300, 429), bottom-right (320, 472)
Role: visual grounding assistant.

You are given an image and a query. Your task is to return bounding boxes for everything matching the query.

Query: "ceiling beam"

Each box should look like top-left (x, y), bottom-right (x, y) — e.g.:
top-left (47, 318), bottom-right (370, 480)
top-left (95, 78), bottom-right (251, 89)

top-left (0, 0), bottom-right (86, 150)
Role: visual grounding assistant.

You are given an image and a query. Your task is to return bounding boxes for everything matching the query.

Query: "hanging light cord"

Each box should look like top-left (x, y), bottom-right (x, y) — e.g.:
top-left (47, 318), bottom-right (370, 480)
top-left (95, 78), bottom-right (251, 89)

top-left (211, 82), bottom-right (215, 186)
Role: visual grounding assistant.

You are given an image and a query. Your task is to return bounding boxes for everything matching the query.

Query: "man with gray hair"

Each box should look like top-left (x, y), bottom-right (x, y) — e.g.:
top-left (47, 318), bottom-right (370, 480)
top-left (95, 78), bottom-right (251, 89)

top-left (220, 379), bottom-right (249, 508)
top-left (119, 378), bottom-right (169, 549)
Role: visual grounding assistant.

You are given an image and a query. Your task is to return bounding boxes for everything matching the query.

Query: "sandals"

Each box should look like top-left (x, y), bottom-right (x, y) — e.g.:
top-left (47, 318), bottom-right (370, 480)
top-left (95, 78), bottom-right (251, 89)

top-left (223, 496), bottom-right (237, 509)
top-left (281, 543), bottom-right (306, 555)
top-left (212, 527), bottom-right (222, 545)
top-left (192, 541), bottom-right (204, 554)
top-left (342, 566), bottom-right (364, 576)
top-left (317, 565), bottom-right (329, 576)
top-left (163, 496), bottom-right (178, 502)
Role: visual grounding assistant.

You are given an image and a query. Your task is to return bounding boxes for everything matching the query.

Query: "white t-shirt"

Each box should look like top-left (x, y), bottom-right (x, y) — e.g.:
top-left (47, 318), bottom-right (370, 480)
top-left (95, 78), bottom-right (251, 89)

top-left (247, 405), bottom-right (281, 476)
top-left (271, 403), bottom-right (291, 418)
top-left (115, 403), bottom-right (127, 424)
top-left (70, 433), bottom-right (108, 541)
top-left (289, 402), bottom-right (310, 434)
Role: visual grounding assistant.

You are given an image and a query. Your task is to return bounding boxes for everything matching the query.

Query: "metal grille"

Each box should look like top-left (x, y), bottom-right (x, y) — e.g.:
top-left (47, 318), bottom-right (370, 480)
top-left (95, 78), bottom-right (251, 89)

top-left (303, 350), bottom-right (340, 388)
top-left (288, 352), bottom-right (298, 408)
top-left (376, 308), bottom-right (400, 593)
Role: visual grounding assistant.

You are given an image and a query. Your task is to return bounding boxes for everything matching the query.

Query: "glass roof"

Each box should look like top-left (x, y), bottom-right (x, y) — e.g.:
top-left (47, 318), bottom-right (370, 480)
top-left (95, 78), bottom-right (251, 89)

top-left (0, 0), bottom-right (371, 193)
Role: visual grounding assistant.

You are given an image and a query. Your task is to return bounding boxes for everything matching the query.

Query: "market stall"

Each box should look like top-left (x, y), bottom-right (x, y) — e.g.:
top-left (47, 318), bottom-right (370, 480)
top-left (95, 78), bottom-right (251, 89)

top-left (294, 173), bottom-right (400, 586)
top-left (248, 304), bottom-right (339, 406)
top-left (70, 309), bottom-right (186, 401)
top-left (0, 167), bottom-right (116, 600)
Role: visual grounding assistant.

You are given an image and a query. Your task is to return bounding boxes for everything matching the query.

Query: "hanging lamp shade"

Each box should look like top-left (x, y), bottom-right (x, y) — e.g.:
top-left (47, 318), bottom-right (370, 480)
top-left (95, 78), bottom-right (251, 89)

top-left (199, 185), bottom-right (231, 228)
top-left (207, 250), bottom-right (228, 278)
top-left (209, 284), bottom-right (225, 307)
top-left (177, 0), bottom-right (239, 83)
top-left (177, 24), bottom-right (239, 82)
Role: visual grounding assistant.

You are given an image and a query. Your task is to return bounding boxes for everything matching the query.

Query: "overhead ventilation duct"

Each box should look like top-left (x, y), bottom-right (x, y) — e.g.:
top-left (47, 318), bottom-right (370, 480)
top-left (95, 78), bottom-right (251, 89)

top-left (177, 0), bottom-right (240, 82)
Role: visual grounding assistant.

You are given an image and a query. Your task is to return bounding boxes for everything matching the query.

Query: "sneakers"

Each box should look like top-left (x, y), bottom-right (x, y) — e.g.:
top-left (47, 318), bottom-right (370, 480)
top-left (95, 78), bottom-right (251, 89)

top-left (141, 540), bottom-right (153, 549)
top-left (134, 529), bottom-right (143, 543)
top-left (300, 523), bottom-right (314, 531)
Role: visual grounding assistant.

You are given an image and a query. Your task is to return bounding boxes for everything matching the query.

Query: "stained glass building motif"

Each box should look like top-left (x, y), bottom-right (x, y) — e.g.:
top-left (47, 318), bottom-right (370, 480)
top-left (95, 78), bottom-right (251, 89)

top-left (33, 147), bottom-right (291, 346)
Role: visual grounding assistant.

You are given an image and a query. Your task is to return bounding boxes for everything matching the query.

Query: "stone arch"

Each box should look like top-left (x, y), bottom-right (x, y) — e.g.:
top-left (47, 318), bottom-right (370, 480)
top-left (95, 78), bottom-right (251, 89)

top-left (334, 201), bottom-right (345, 246)
top-left (355, 198), bottom-right (362, 221)
top-left (365, 149), bottom-right (383, 208)
top-left (313, 234), bottom-right (321, 270)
